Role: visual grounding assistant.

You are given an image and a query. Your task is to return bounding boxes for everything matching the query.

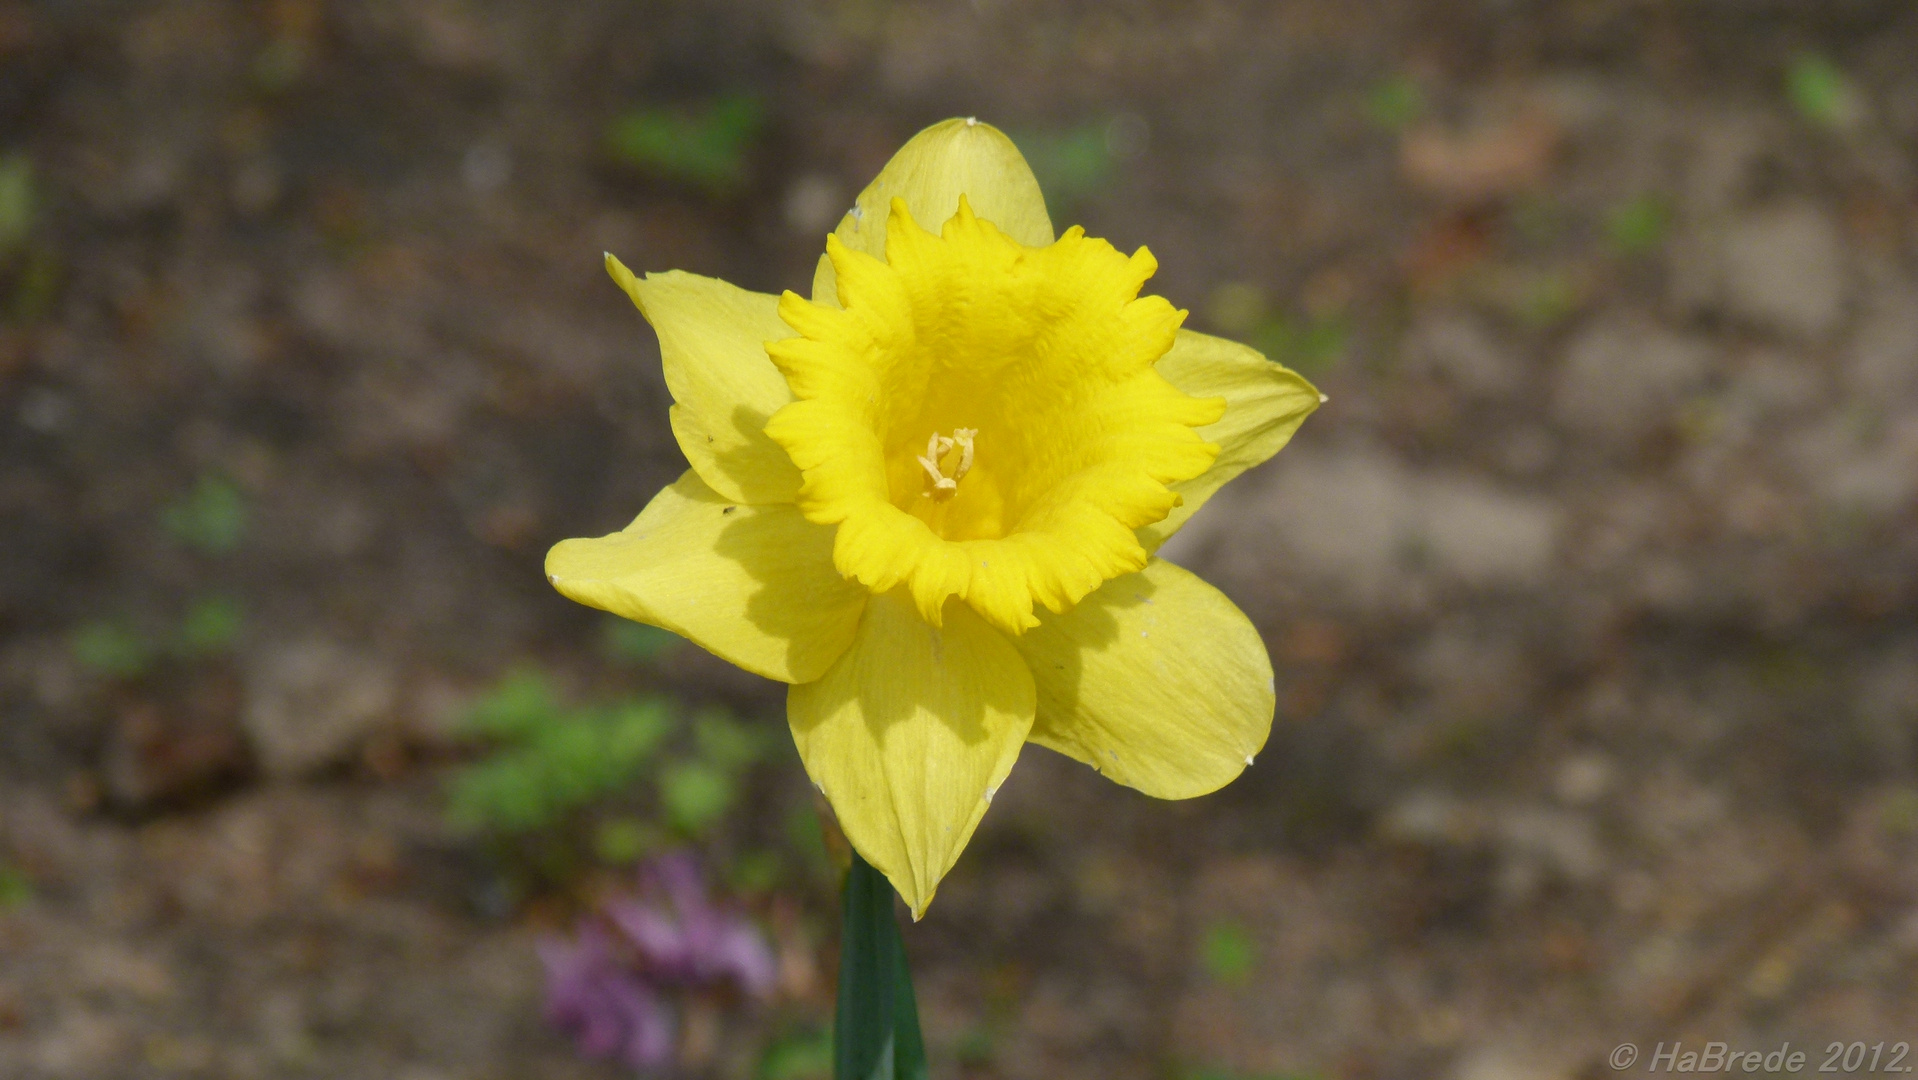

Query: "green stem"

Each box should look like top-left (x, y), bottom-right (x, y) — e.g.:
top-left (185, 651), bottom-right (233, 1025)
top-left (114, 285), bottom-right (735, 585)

top-left (835, 850), bottom-right (927, 1080)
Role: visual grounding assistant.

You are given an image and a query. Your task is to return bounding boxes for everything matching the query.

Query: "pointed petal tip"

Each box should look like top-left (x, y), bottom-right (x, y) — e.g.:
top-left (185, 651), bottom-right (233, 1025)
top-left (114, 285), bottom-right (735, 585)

top-left (1318, 392), bottom-right (1329, 403)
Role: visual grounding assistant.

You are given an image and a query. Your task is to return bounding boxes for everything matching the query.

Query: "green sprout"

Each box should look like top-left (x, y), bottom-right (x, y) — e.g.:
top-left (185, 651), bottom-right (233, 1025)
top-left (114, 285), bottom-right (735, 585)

top-left (1786, 53), bottom-right (1865, 131)
top-left (0, 862), bottom-right (31, 910)
top-left (1013, 123), bottom-right (1116, 220)
top-left (1199, 920), bottom-right (1257, 984)
top-left (71, 620), bottom-right (153, 679)
top-left (1607, 194), bottom-right (1671, 255)
top-left (162, 475), bottom-right (247, 556)
top-left (1366, 75), bottom-right (1426, 132)
top-left (0, 153), bottom-right (31, 255)
top-left (606, 93), bottom-right (764, 194)
top-left (176, 594), bottom-right (245, 656)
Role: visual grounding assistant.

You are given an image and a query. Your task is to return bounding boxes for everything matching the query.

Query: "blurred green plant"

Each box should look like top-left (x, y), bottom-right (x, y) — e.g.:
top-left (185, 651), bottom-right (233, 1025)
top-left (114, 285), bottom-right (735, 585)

top-left (1013, 123), bottom-right (1116, 220)
top-left (606, 93), bottom-right (764, 194)
top-left (1206, 281), bottom-right (1269, 336)
top-left (784, 805), bottom-right (834, 881)
top-left (1206, 281), bottom-right (1347, 375)
top-left (252, 37), bottom-right (308, 93)
top-left (1366, 74), bottom-right (1426, 132)
top-left (0, 153), bottom-right (32, 255)
top-left (1607, 194), bottom-right (1671, 255)
top-left (728, 848), bottom-right (782, 895)
top-left (759, 1027), bottom-right (832, 1080)
top-left (448, 670), bottom-right (672, 834)
top-left (1251, 314), bottom-right (1349, 377)
top-left (695, 707), bottom-right (771, 769)
top-left (602, 617), bottom-right (684, 663)
top-left (1509, 195), bottom-right (1564, 244)
top-left (162, 475), bottom-right (248, 556)
top-left (592, 816), bottom-right (666, 865)
top-left (1786, 53), bottom-right (1865, 132)
top-left (1184, 1070), bottom-right (1320, 1080)
top-left (659, 760), bottom-right (734, 834)
top-left (176, 594), bottom-right (245, 656)
top-left (1199, 919), bottom-right (1257, 984)
top-left (1515, 271), bottom-right (1578, 328)
top-left (71, 595), bottom-right (247, 681)
top-left (0, 862), bottom-right (31, 910)
top-left (71, 619), bottom-right (154, 679)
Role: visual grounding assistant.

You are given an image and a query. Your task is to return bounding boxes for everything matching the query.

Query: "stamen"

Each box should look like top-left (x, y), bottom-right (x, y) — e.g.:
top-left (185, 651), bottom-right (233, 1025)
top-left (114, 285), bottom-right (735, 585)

top-left (916, 428), bottom-right (976, 497)
top-left (951, 428), bottom-right (976, 480)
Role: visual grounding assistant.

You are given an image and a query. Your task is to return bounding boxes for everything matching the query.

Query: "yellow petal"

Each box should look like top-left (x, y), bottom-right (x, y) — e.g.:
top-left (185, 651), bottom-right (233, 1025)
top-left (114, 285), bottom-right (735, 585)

top-left (787, 591), bottom-right (1035, 917)
top-left (1014, 558), bottom-right (1274, 799)
top-left (546, 471), bottom-right (865, 683)
top-left (811, 118), bottom-right (1053, 307)
top-left (1140, 329), bottom-right (1321, 552)
top-left (606, 256), bottom-right (801, 505)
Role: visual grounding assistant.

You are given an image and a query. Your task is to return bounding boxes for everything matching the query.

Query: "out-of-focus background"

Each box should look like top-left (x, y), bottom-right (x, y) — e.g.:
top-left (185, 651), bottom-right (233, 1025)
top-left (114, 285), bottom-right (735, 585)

top-left (3, 1), bottom-right (1918, 1077)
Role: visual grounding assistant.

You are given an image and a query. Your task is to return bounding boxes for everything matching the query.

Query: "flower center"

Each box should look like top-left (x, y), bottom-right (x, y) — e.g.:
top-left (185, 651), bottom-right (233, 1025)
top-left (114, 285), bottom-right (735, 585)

top-left (763, 196), bottom-right (1225, 634)
top-left (916, 427), bottom-right (975, 498)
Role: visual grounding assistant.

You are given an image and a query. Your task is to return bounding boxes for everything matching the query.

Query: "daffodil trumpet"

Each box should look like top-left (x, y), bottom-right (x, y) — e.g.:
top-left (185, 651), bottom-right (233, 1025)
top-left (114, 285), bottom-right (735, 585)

top-left (547, 119), bottom-right (1321, 922)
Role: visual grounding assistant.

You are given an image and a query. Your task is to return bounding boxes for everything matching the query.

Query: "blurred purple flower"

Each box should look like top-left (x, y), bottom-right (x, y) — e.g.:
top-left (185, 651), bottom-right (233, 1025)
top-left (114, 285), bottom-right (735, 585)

top-left (538, 852), bottom-right (777, 1069)
top-left (606, 851), bottom-right (778, 998)
top-left (537, 923), bottom-right (673, 1068)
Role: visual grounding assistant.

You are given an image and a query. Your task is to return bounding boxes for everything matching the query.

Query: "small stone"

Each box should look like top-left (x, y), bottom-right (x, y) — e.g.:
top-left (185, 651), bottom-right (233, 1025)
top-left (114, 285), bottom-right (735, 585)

top-left (1553, 313), bottom-right (1712, 445)
top-left (1554, 753), bottom-right (1615, 806)
top-left (1401, 311), bottom-right (1521, 399)
top-left (242, 640), bottom-right (398, 778)
top-left (1721, 202), bottom-right (1848, 339)
top-left (1847, 284), bottom-right (1918, 402)
top-left (1210, 449), bottom-right (1560, 609)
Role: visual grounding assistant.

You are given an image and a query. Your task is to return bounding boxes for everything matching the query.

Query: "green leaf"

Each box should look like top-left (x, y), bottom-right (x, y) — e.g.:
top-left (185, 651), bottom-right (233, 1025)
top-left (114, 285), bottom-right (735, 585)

top-left (606, 93), bottom-right (763, 193)
top-left (660, 760), bottom-right (735, 834)
top-left (835, 851), bottom-right (927, 1080)
top-left (162, 475), bottom-right (248, 556)
top-left (71, 620), bottom-right (152, 679)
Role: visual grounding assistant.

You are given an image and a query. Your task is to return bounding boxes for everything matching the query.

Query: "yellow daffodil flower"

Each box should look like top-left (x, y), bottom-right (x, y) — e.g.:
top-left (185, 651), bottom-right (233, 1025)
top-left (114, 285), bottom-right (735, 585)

top-left (547, 118), bottom-right (1320, 917)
